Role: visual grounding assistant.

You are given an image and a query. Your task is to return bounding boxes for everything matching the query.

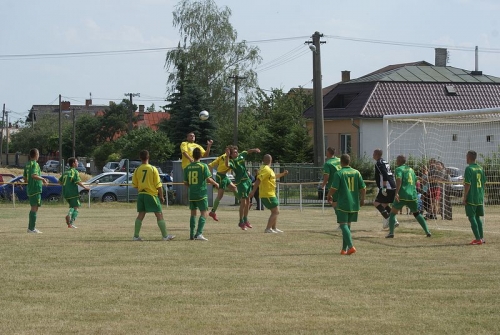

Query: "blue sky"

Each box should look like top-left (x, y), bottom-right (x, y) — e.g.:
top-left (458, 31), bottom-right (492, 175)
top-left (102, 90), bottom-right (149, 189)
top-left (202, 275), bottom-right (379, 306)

top-left (1, 0), bottom-right (499, 122)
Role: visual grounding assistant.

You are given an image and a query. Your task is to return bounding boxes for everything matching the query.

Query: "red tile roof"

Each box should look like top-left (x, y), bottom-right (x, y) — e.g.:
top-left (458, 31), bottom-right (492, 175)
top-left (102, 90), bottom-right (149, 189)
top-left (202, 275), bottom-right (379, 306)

top-left (135, 112), bottom-right (170, 130)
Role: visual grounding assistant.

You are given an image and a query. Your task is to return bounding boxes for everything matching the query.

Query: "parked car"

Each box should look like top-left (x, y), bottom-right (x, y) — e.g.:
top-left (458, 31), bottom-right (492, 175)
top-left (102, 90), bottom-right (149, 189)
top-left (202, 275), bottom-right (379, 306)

top-left (446, 166), bottom-right (464, 196)
top-left (78, 172), bottom-right (126, 199)
top-left (117, 159), bottom-right (141, 173)
top-left (42, 160), bottom-right (60, 173)
top-left (0, 175), bottom-right (62, 202)
top-left (0, 173), bottom-right (15, 184)
top-left (65, 161), bottom-right (86, 173)
top-left (90, 174), bottom-right (174, 205)
top-left (103, 161), bottom-right (119, 173)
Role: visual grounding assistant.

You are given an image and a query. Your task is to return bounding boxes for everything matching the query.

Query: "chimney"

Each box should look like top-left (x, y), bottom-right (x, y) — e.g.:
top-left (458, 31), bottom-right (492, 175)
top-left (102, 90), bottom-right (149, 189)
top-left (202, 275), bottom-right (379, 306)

top-left (138, 105), bottom-right (145, 121)
top-left (85, 99), bottom-right (92, 107)
top-left (435, 48), bottom-right (447, 67)
top-left (341, 70), bottom-right (351, 82)
top-left (471, 46), bottom-right (483, 75)
top-left (61, 101), bottom-right (71, 111)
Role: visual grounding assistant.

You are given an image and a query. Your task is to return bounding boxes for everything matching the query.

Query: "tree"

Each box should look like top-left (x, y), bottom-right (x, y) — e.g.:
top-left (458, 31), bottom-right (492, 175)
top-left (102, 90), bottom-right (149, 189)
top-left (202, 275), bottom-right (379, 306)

top-left (62, 114), bottom-right (100, 158)
top-left (116, 127), bottom-right (175, 162)
top-left (164, 0), bottom-right (261, 147)
top-left (10, 114), bottom-right (66, 155)
top-left (96, 100), bottom-right (134, 143)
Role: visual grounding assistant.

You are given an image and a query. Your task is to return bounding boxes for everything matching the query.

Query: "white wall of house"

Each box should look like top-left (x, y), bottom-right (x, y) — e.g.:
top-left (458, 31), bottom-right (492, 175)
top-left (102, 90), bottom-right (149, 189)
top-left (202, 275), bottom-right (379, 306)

top-left (359, 119), bottom-right (385, 159)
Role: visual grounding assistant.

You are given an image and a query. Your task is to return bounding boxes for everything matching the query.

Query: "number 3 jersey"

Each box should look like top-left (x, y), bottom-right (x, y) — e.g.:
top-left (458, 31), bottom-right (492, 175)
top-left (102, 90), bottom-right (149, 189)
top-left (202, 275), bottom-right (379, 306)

top-left (332, 166), bottom-right (366, 213)
top-left (183, 161), bottom-right (211, 201)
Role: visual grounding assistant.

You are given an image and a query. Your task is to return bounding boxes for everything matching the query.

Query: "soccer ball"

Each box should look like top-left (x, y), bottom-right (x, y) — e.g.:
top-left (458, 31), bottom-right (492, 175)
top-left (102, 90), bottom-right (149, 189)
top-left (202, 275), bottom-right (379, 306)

top-left (199, 110), bottom-right (209, 121)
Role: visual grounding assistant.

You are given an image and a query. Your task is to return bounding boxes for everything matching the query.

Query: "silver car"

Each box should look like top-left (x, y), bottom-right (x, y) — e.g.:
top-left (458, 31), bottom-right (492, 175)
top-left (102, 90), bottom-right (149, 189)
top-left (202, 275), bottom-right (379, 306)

top-left (79, 172), bottom-right (126, 199)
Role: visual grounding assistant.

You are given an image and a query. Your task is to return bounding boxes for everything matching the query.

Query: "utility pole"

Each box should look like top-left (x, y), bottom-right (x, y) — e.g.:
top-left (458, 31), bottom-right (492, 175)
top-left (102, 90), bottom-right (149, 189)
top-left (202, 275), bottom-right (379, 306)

top-left (5, 111), bottom-right (9, 165)
top-left (306, 31), bottom-right (326, 167)
top-left (0, 104), bottom-right (5, 166)
top-left (59, 94), bottom-right (63, 173)
top-left (71, 107), bottom-right (78, 158)
top-left (229, 75), bottom-right (246, 145)
top-left (124, 93), bottom-right (140, 131)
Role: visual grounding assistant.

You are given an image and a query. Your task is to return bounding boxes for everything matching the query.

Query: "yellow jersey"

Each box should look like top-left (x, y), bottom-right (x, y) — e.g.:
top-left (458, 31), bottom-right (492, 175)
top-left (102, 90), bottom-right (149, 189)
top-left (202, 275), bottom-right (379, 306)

top-left (257, 165), bottom-right (276, 198)
top-left (208, 154), bottom-right (231, 174)
top-left (180, 142), bottom-right (206, 169)
top-left (132, 164), bottom-right (162, 196)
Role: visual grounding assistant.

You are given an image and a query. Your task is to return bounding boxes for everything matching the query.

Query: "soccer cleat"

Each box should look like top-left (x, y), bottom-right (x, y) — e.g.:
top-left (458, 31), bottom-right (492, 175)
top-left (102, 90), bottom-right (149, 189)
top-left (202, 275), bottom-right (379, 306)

top-left (238, 223), bottom-right (247, 231)
top-left (27, 228), bottom-right (42, 234)
top-left (273, 228), bottom-right (283, 233)
top-left (481, 239), bottom-right (486, 244)
top-left (65, 215), bottom-right (71, 225)
top-left (340, 250), bottom-right (347, 255)
top-left (244, 221), bottom-right (253, 229)
top-left (209, 211), bottom-right (219, 222)
top-left (67, 224), bottom-right (78, 229)
top-left (395, 220), bottom-right (400, 228)
top-left (346, 246), bottom-right (357, 255)
top-left (385, 233), bottom-right (394, 238)
top-left (469, 239), bottom-right (482, 245)
top-left (382, 218), bottom-right (389, 230)
top-left (132, 236), bottom-right (143, 241)
top-left (163, 235), bottom-right (175, 241)
top-left (194, 234), bottom-right (208, 241)
top-left (264, 228), bottom-right (277, 233)
top-left (426, 232), bottom-right (432, 237)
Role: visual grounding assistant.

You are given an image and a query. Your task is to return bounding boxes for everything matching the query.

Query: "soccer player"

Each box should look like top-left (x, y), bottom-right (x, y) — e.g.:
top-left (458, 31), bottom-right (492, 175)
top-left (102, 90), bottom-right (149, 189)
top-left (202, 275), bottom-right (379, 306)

top-left (462, 150), bottom-right (486, 245)
top-left (372, 149), bottom-right (398, 229)
top-left (385, 155), bottom-right (431, 239)
top-left (58, 157), bottom-right (90, 228)
top-left (132, 150), bottom-right (175, 241)
top-left (207, 149), bottom-right (237, 221)
top-left (184, 148), bottom-right (219, 241)
top-left (249, 154), bottom-right (288, 233)
top-left (180, 131), bottom-right (213, 170)
top-left (327, 154), bottom-right (366, 255)
top-left (23, 148), bottom-right (48, 234)
top-left (320, 147), bottom-right (341, 198)
top-left (225, 145), bottom-right (261, 230)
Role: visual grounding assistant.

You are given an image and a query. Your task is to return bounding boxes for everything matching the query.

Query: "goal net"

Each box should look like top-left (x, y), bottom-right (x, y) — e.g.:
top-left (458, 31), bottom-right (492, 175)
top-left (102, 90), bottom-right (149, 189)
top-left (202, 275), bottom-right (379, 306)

top-left (383, 108), bottom-right (500, 234)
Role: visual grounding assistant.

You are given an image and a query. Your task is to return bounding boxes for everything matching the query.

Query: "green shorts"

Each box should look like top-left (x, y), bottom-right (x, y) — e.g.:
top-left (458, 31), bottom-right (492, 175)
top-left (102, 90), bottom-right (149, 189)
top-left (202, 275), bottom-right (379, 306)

top-left (236, 179), bottom-right (252, 199)
top-left (465, 204), bottom-right (484, 217)
top-left (66, 197), bottom-right (81, 208)
top-left (29, 194), bottom-right (41, 207)
top-left (216, 173), bottom-right (232, 190)
top-left (261, 197), bottom-right (279, 209)
top-left (336, 210), bottom-right (358, 223)
top-left (392, 199), bottom-right (418, 213)
top-left (137, 193), bottom-right (162, 213)
top-left (189, 198), bottom-right (208, 211)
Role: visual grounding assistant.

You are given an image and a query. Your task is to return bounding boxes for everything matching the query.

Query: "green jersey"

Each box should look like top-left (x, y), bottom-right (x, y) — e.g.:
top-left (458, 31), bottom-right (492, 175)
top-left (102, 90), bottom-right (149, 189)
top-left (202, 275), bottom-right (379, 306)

top-left (331, 166), bottom-right (366, 213)
top-left (184, 161), bottom-right (211, 201)
top-left (464, 163), bottom-right (485, 205)
top-left (395, 164), bottom-right (418, 201)
top-left (23, 160), bottom-right (42, 197)
top-left (228, 151), bottom-right (249, 184)
top-left (323, 156), bottom-right (341, 190)
top-left (59, 168), bottom-right (81, 199)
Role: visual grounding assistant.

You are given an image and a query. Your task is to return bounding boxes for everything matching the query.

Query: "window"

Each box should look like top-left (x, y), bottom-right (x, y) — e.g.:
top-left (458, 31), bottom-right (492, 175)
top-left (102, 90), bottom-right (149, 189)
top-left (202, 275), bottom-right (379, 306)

top-left (452, 134), bottom-right (458, 141)
top-left (326, 93), bottom-right (359, 109)
top-left (487, 135), bottom-right (494, 143)
top-left (340, 134), bottom-right (351, 154)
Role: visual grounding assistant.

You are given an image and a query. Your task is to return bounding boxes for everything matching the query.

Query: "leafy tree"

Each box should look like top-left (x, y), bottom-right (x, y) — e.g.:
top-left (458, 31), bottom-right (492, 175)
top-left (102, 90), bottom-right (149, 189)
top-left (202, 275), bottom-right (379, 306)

top-left (116, 127), bottom-right (175, 163)
top-left (10, 114), bottom-right (66, 155)
top-left (62, 114), bottom-right (100, 158)
top-left (96, 100), bottom-right (134, 143)
top-left (93, 142), bottom-right (118, 170)
top-left (164, 0), bottom-right (261, 146)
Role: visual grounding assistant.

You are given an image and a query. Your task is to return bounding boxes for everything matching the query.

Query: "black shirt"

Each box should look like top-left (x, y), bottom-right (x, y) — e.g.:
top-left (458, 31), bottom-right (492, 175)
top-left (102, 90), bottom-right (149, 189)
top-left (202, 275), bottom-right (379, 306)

top-left (374, 158), bottom-right (396, 189)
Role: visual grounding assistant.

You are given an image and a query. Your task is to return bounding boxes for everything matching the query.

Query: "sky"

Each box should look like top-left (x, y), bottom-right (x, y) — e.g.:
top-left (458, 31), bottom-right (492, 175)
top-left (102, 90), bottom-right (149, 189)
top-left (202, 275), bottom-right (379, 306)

top-left (1, 0), bottom-right (499, 123)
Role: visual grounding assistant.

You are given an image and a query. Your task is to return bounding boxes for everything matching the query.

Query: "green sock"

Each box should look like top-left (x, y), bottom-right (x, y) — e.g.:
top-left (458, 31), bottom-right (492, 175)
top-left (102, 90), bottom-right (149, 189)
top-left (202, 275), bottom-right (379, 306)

top-left (67, 208), bottom-right (74, 217)
top-left (71, 209), bottom-right (78, 223)
top-left (196, 216), bottom-right (206, 236)
top-left (476, 215), bottom-right (483, 239)
top-left (415, 214), bottom-right (430, 234)
top-left (340, 224), bottom-right (353, 249)
top-left (212, 198), bottom-right (220, 212)
top-left (468, 216), bottom-right (480, 240)
top-left (388, 213), bottom-right (396, 234)
top-left (243, 216), bottom-right (248, 223)
top-left (28, 211), bottom-right (36, 231)
top-left (134, 219), bottom-right (142, 238)
top-left (190, 216), bottom-right (196, 238)
top-left (157, 219), bottom-right (167, 238)
top-left (341, 226), bottom-right (348, 250)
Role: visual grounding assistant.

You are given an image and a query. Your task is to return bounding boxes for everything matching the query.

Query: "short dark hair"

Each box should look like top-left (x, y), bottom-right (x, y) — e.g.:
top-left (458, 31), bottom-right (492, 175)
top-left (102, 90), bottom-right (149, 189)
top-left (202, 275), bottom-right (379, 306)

top-left (67, 157), bottom-right (76, 166)
top-left (29, 148), bottom-right (39, 159)
top-left (193, 147), bottom-right (202, 160)
top-left (340, 154), bottom-right (350, 165)
top-left (467, 150), bottom-right (477, 161)
top-left (140, 150), bottom-right (149, 161)
top-left (326, 147), bottom-right (335, 156)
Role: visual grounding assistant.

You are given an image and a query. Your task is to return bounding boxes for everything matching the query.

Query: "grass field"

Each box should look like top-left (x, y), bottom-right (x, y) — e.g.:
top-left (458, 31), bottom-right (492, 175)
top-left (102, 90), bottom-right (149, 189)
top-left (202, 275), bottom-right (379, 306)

top-left (0, 202), bottom-right (499, 335)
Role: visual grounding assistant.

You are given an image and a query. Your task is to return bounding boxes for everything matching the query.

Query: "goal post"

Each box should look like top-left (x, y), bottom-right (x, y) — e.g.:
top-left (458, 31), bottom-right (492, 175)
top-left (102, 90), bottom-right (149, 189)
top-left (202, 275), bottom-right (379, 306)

top-left (383, 107), bottom-right (500, 232)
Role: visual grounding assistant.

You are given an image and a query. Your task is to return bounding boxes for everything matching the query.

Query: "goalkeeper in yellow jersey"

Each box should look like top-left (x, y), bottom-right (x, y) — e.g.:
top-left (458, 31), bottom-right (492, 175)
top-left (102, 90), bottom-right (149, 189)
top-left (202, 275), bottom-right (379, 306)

top-left (386, 155), bottom-right (431, 239)
top-left (207, 149), bottom-right (237, 221)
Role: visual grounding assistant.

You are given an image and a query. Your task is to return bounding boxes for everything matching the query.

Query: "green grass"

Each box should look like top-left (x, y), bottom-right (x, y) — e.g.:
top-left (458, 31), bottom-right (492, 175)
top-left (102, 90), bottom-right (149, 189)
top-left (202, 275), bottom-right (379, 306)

top-left (1, 202), bottom-right (499, 334)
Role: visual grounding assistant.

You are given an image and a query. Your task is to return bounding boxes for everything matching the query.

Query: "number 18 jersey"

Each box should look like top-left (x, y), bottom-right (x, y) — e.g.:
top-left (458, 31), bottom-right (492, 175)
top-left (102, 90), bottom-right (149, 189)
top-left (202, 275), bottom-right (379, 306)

top-left (184, 161), bottom-right (211, 201)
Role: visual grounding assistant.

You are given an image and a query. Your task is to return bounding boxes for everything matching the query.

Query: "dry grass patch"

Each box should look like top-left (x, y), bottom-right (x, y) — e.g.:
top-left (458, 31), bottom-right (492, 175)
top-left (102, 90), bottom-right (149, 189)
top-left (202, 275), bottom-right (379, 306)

top-left (0, 203), bottom-right (499, 334)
